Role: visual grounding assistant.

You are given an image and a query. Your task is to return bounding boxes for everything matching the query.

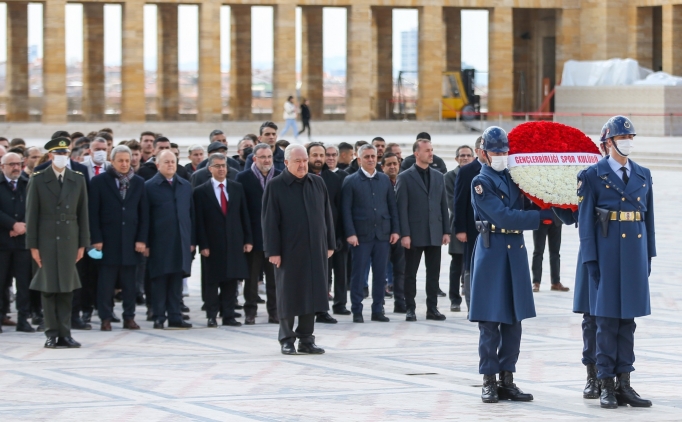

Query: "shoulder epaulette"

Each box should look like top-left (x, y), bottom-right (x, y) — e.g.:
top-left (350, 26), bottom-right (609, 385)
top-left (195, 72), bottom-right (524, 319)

top-left (72, 170), bottom-right (84, 176)
top-left (31, 170), bottom-right (43, 177)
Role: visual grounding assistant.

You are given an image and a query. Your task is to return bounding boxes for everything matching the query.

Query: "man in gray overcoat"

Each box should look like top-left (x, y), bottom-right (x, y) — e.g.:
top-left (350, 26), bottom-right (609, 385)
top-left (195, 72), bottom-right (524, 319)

top-left (26, 137), bottom-right (90, 349)
top-left (262, 145), bottom-right (335, 355)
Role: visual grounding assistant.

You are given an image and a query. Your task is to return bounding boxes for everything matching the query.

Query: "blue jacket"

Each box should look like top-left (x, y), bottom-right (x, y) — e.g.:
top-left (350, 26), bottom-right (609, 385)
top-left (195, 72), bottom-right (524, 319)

top-left (235, 168), bottom-right (282, 251)
top-left (469, 164), bottom-right (542, 324)
top-left (341, 170), bottom-right (399, 243)
top-left (578, 157), bottom-right (655, 319)
top-left (145, 173), bottom-right (195, 278)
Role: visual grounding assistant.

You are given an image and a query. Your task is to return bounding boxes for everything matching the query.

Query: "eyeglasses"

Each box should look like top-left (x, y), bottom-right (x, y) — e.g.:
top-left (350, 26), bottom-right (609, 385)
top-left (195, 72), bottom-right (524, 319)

top-left (255, 155), bottom-right (272, 160)
top-left (210, 164), bottom-right (227, 169)
top-left (458, 154), bottom-right (473, 158)
top-left (2, 162), bottom-right (23, 167)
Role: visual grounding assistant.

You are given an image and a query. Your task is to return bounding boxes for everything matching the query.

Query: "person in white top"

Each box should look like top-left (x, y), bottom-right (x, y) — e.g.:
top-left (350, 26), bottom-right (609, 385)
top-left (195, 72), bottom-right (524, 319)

top-left (280, 96), bottom-right (299, 141)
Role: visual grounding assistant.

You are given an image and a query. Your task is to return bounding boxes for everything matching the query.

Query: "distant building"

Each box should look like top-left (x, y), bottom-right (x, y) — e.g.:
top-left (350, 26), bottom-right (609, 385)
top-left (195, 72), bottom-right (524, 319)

top-left (400, 28), bottom-right (418, 72)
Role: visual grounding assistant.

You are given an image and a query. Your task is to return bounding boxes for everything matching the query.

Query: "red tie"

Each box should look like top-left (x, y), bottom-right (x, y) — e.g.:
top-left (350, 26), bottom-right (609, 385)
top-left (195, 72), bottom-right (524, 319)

top-left (95, 166), bottom-right (101, 175)
top-left (219, 183), bottom-right (228, 215)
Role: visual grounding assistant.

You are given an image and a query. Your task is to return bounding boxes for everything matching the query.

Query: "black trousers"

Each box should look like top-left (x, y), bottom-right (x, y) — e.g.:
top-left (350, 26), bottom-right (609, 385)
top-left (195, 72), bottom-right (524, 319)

top-left (330, 243), bottom-right (348, 312)
top-left (449, 253), bottom-right (463, 306)
top-left (150, 271), bottom-right (183, 324)
top-left (278, 313), bottom-right (315, 345)
top-left (73, 254), bottom-right (99, 318)
top-left (389, 242), bottom-right (406, 308)
top-left (98, 264), bottom-right (137, 321)
top-left (135, 258), bottom-right (146, 297)
top-left (298, 119), bottom-right (311, 137)
top-left (42, 291), bottom-right (73, 338)
top-left (404, 245), bottom-right (441, 311)
top-left (0, 249), bottom-right (32, 319)
top-left (245, 251), bottom-right (277, 318)
top-left (205, 279), bottom-right (238, 320)
top-left (532, 223), bottom-right (562, 284)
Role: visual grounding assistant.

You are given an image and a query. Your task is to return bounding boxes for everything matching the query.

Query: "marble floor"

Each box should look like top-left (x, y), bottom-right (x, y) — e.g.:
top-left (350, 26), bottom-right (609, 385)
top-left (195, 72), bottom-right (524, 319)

top-left (1, 169), bottom-right (681, 421)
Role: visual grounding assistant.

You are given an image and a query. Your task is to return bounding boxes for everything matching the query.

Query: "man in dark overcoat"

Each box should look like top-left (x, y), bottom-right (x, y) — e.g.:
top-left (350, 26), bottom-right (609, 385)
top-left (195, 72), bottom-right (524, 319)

top-left (262, 145), bottom-right (335, 355)
top-left (235, 143), bottom-right (281, 324)
top-left (88, 145), bottom-right (148, 331)
top-left (195, 153), bottom-right (253, 328)
top-left (26, 137), bottom-right (90, 348)
top-left (145, 150), bottom-right (194, 329)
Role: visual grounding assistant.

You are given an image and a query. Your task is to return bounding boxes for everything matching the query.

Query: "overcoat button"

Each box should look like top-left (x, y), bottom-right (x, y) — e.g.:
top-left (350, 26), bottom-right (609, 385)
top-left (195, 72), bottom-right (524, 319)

top-left (520, 245), bottom-right (524, 249)
top-left (622, 233), bottom-right (626, 238)
top-left (606, 185), bottom-right (610, 188)
top-left (638, 234), bottom-right (642, 238)
top-left (507, 245), bottom-right (510, 249)
top-left (66, 221), bottom-right (69, 224)
top-left (56, 236), bottom-right (60, 240)
top-left (122, 222), bottom-right (126, 225)
top-left (622, 197), bottom-right (625, 201)
top-left (637, 197), bottom-right (640, 201)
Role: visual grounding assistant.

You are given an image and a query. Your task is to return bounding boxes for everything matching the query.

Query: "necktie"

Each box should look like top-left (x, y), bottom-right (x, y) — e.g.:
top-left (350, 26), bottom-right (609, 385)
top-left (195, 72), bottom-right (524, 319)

top-left (219, 183), bottom-right (228, 215)
top-left (95, 166), bottom-right (101, 175)
top-left (58, 175), bottom-right (63, 186)
top-left (620, 167), bottom-right (629, 185)
top-left (9, 180), bottom-right (16, 191)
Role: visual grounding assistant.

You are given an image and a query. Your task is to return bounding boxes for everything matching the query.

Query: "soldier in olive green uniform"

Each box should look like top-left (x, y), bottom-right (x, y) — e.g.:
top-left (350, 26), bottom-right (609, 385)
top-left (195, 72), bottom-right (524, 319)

top-left (26, 137), bottom-right (90, 349)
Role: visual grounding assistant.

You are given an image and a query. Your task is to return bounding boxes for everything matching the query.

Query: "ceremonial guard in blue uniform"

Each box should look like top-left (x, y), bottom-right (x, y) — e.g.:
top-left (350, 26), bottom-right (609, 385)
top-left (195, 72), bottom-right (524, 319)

top-left (469, 127), bottom-right (556, 403)
top-left (577, 116), bottom-right (655, 409)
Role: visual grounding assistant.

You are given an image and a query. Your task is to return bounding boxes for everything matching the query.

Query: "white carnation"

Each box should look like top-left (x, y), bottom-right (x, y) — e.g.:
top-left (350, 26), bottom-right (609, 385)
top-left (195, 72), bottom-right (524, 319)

top-left (510, 165), bottom-right (587, 206)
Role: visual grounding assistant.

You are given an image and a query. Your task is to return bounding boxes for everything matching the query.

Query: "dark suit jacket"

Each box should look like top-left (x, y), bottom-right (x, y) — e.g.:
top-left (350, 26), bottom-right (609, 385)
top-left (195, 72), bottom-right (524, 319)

top-left (401, 154), bottom-right (448, 174)
top-left (341, 170), bottom-right (399, 243)
top-left (184, 162), bottom-right (199, 177)
top-left (310, 166), bottom-right (344, 243)
top-left (137, 160), bottom-right (189, 181)
top-left (88, 170), bottom-right (149, 266)
top-left (0, 175), bottom-right (28, 250)
top-left (396, 164), bottom-right (450, 247)
top-left (145, 173), bottom-right (194, 278)
top-left (235, 168), bottom-right (282, 251)
top-left (194, 179), bottom-right (252, 281)
top-left (35, 159), bottom-right (90, 184)
top-left (190, 166), bottom-right (237, 188)
top-left (453, 158), bottom-right (482, 241)
top-left (445, 166), bottom-right (464, 254)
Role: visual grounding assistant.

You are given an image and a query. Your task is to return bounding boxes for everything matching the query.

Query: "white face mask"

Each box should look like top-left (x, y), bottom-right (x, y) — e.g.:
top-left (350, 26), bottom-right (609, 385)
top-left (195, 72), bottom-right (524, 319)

top-left (52, 155), bottom-right (69, 169)
top-left (613, 139), bottom-right (633, 156)
top-left (92, 150), bottom-right (108, 164)
top-left (490, 155), bottom-right (508, 172)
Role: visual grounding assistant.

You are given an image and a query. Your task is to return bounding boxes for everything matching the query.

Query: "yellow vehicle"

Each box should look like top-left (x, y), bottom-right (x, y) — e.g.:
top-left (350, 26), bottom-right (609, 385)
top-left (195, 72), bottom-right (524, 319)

top-left (441, 70), bottom-right (480, 120)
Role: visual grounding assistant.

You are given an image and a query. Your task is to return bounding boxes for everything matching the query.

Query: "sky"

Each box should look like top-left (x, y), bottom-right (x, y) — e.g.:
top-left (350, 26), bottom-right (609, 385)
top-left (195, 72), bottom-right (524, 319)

top-left (0, 4), bottom-right (488, 77)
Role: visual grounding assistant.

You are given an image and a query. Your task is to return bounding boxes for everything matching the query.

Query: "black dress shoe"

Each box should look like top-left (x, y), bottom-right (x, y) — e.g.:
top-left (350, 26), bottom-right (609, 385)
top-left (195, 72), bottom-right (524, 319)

top-left (201, 304), bottom-right (206, 311)
top-left (371, 313), bottom-right (390, 322)
top-left (426, 309), bottom-right (446, 321)
top-left (16, 319), bottom-right (36, 333)
top-left (146, 309), bottom-right (154, 322)
top-left (153, 321), bottom-right (164, 329)
top-left (207, 318), bottom-right (218, 328)
top-left (297, 342), bottom-right (325, 354)
top-left (281, 342), bottom-right (297, 355)
top-left (81, 311), bottom-right (92, 323)
top-left (615, 372), bottom-right (652, 407)
top-left (36, 322), bottom-right (45, 332)
top-left (268, 315), bottom-right (280, 324)
top-left (583, 364), bottom-right (600, 399)
top-left (44, 336), bottom-right (60, 349)
top-left (31, 313), bottom-right (44, 325)
top-left (333, 308), bottom-right (351, 315)
top-left (110, 312), bottom-right (121, 323)
top-left (600, 378), bottom-right (618, 408)
top-left (235, 303), bottom-right (243, 310)
top-left (182, 314), bottom-right (190, 320)
top-left (114, 291), bottom-right (123, 302)
top-left (136, 294), bottom-right (146, 305)
top-left (353, 314), bottom-right (364, 323)
top-left (384, 289), bottom-right (393, 298)
top-left (437, 289), bottom-right (447, 297)
top-left (393, 304), bottom-right (407, 313)
top-left (232, 312), bottom-right (242, 318)
top-left (497, 371), bottom-right (533, 401)
top-left (244, 314), bottom-right (256, 325)
top-left (222, 318), bottom-right (242, 327)
top-left (450, 304), bottom-right (461, 312)
top-left (481, 374), bottom-right (499, 403)
top-left (181, 304), bottom-right (190, 313)
top-left (168, 320), bottom-right (193, 329)
top-left (71, 318), bottom-right (92, 330)
top-left (256, 296), bottom-right (265, 304)
top-left (363, 287), bottom-right (369, 298)
top-left (405, 309), bottom-right (417, 321)
top-left (57, 337), bottom-right (82, 348)
top-left (315, 312), bottom-right (337, 324)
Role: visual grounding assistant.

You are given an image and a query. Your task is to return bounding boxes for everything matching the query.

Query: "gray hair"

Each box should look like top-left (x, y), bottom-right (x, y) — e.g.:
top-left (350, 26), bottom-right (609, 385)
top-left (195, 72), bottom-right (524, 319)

top-left (1, 152), bottom-right (22, 164)
top-left (326, 145), bottom-right (339, 154)
top-left (187, 144), bottom-right (204, 154)
top-left (110, 145), bottom-right (132, 161)
top-left (357, 144), bottom-right (377, 157)
top-left (284, 144), bottom-right (307, 160)
top-left (207, 152), bottom-right (226, 167)
top-left (253, 143), bottom-right (270, 156)
top-left (91, 136), bottom-right (107, 146)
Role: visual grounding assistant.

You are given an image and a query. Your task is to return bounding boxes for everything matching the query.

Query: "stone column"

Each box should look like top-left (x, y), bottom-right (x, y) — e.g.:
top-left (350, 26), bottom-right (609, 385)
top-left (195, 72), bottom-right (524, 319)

top-left (42, 0), bottom-right (67, 123)
top-left (417, 5), bottom-right (444, 121)
top-left (488, 6), bottom-right (513, 116)
top-left (443, 7), bottom-right (461, 71)
top-left (157, 3), bottom-right (179, 120)
top-left (371, 7), bottom-right (392, 120)
top-left (272, 4), bottom-right (296, 122)
top-left (229, 5), bottom-right (252, 121)
top-left (121, 0), bottom-right (146, 122)
top-left (300, 6), bottom-right (324, 120)
top-left (628, 7), bottom-right (653, 70)
top-left (556, 7), bottom-right (581, 84)
top-left (6, 2), bottom-right (29, 121)
top-left (346, 4), bottom-right (371, 121)
top-left (662, 4), bottom-right (682, 76)
top-left (198, 0), bottom-right (223, 122)
top-left (82, 3), bottom-right (105, 121)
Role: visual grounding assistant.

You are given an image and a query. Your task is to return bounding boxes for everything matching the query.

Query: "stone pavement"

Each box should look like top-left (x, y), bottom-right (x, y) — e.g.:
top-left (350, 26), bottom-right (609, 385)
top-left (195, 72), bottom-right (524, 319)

top-left (0, 170), bottom-right (681, 420)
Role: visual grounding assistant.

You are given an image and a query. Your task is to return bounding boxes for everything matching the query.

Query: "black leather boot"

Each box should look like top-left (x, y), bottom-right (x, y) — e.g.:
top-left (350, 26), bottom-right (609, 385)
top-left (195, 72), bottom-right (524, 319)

top-left (498, 371), bottom-right (533, 401)
top-left (615, 373), bottom-right (652, 407)
top-left (599, 378), bottom-right (618, 409)
top-left (583, 364), bottom-right (600, 399)
top-left (481, 374), bottom-right (498, 403)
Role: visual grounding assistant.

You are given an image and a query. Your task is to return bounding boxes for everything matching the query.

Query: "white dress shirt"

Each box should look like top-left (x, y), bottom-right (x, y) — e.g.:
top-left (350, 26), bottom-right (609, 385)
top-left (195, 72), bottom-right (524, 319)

top-left (211, 178), bottom-right (229, 204)
top-left (360, 167), bottom-right (377, 179)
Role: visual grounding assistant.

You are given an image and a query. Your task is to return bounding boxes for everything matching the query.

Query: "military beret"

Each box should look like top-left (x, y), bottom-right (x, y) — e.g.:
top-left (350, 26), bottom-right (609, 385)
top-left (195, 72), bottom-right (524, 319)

top-left (207, 141), bottom-right (227, 154)
top-left (45, 137), bottom-right (71, 152)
